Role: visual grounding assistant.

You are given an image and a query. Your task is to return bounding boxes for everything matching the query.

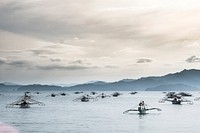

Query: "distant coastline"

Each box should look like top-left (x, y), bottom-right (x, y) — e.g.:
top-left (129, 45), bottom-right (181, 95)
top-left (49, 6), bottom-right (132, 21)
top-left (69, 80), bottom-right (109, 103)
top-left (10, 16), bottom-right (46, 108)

top-left (1, 69), bottom-right (200, 91)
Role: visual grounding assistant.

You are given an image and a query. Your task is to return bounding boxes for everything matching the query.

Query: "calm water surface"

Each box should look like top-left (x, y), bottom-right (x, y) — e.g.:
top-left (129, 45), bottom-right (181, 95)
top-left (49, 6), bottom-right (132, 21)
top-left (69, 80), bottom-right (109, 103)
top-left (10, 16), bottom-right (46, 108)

top-left (0, 91), bottom-right (200, 133)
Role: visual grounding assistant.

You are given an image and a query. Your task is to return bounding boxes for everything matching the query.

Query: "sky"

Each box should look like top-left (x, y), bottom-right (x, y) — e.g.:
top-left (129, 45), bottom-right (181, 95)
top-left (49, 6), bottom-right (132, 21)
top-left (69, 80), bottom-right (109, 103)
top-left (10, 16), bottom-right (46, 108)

top-left (0, 0), bottom-right (200, 85)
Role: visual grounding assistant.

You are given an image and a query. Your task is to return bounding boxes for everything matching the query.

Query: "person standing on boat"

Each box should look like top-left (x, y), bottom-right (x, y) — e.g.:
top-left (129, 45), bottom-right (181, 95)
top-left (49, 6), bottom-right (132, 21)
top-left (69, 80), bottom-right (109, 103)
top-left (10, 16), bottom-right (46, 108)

top-left (139, 101), bottom-right (146, 106)
top-left (138, 101), bottom-right (146, 111)
top-left (173, 97), bottom-right (178, 102)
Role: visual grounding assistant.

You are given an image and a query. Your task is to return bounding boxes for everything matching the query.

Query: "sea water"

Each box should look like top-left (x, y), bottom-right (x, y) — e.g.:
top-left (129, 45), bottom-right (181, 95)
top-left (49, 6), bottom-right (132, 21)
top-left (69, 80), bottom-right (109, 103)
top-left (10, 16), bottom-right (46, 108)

top-left (0, 91), bottom-right (200, 133)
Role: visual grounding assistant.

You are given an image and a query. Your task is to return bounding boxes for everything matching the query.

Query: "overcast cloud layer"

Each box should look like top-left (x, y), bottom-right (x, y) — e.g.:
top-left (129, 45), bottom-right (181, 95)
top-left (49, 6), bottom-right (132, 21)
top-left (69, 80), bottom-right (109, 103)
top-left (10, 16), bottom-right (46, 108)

top-left (0, 0), bottom-right (200, 84)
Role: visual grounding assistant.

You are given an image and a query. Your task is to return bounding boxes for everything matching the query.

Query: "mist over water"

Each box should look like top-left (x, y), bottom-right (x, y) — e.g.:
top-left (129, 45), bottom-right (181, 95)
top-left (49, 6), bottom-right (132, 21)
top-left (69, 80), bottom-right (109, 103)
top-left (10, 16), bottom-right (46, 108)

top-left (0, 91), bottom-right (200, 133)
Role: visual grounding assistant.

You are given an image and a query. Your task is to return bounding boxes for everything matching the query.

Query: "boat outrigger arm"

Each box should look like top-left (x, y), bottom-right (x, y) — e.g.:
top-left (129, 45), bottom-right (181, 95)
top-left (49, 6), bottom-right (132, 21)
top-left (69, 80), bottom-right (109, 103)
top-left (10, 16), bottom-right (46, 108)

top-left (123, 107), bottom-right (161, 114)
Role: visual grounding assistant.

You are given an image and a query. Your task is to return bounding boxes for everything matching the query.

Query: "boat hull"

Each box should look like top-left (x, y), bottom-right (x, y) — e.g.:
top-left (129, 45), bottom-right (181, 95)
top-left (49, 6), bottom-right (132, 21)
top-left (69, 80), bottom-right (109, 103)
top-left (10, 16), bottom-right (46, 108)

top-left (138, 106), bottom-right (146, 114)
top-left (20, 104), bottom-right (30, 108)
top-left (172, 100), bottom-right (181, 104)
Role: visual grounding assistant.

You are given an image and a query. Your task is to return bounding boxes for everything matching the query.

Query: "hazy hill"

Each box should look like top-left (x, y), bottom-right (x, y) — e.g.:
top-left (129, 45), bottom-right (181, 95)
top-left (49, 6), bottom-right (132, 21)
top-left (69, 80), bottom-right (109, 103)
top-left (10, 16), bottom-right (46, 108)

top-left (152, 69), bottom-right (200, 87)
top-left (66, 69), bottom-right (200, 91)
top-left (17, 84), bottom-right (63, 91)
top-left (0, 83), bottom-right (22, 91)
top-left (146, 83), bottom-right (199, 91)
top-left (1, 69), bottom-right (200, 91)
top-left (65, 78), bottom-right (163, 91)
top-left (3, 82), bottom-right (19, 85)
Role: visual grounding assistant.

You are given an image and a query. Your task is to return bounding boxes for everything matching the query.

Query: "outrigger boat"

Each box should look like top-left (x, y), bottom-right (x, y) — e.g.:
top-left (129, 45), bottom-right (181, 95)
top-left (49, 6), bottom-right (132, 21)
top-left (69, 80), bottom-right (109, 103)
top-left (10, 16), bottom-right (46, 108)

top-left (130, 92), bottom-right (137, 95)
top-left (123, 106), bottom-right (161, 115)
top-left (81, 96), bottom-right (90, 102)
top-left (46, 92), bottom-right (69, 97)
top-left (123, 101), bottom-right (161, 115)
top-left (159, 96), bottom-right (193, 105)
top-left (165, 92), bottom-right (192, 98)
top-left (74, 91), bottom-right (83, 94)
top-left (6, 92), bottom-right (45, 108)
top-left (90, 92), bottom-right (98, 95)
top-left (96, 93), bottom-right (111, 99)
top-left (73, 94), bottom-right (97, 102)
top-left (112, 92), bottom-right (122, 97)
top-left (57, 92), bottom-right (69, 96)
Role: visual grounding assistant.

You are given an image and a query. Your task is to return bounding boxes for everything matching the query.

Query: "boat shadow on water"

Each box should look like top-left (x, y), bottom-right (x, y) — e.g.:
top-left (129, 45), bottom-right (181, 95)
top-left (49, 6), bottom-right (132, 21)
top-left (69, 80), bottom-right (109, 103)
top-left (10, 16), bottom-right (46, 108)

top-left (124, 112), bottom-right (161, 116)
top-left (124, 112), bottom-right (161, 120)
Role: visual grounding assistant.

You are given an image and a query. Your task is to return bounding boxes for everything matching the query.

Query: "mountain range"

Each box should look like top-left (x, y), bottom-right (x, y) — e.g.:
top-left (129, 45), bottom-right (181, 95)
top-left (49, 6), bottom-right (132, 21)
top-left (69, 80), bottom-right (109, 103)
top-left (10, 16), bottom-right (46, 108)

top-left (1, 69), bottom-right (200, 91)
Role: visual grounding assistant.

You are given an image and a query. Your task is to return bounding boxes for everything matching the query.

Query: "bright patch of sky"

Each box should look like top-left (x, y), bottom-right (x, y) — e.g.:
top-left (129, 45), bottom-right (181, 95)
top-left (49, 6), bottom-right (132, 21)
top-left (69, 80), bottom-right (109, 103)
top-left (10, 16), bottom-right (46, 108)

top-left (0, 0), bottom-right (200, 84)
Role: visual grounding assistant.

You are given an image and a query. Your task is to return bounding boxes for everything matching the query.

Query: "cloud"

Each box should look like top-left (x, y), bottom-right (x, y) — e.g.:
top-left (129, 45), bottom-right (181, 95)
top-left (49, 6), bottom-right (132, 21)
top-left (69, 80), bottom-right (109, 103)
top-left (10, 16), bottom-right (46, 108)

top-left (50, 58), bottom-right (61, 62)
top-left (0, 57), bottom-right (6, 65)
top-left (186, 56), bottom-right (200, 63)
top-left (7, 60), bottom-right (29, 67)
top-left (69, 59), bottom-right (93, 66)
top-left (0, 0), bottom-right (94, 40)
top-left (1, 1), bottom-right (200, 51)
top-left (0, 30), bottom-right (40, 51)
top-left (1, 0), bottom-right (200, 84)
top-left (35, 63), bottom-right (118, 71)
top-left (104, 65), bottom-right (118, 68)
top-left (36, 64), bottom-right (97, 71)
top-left (30, 49), bottom-right (57, 55)
top-left (137, 58), bottom-right (152, 63)
top-left (0, 55), bottom-right (98, 71)
top-left (70, 59), bottom-right (84, 64)
top-left (0, 57), bottom-right (32, 68)
top-left (30, 44), bottom-right (86, 56)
